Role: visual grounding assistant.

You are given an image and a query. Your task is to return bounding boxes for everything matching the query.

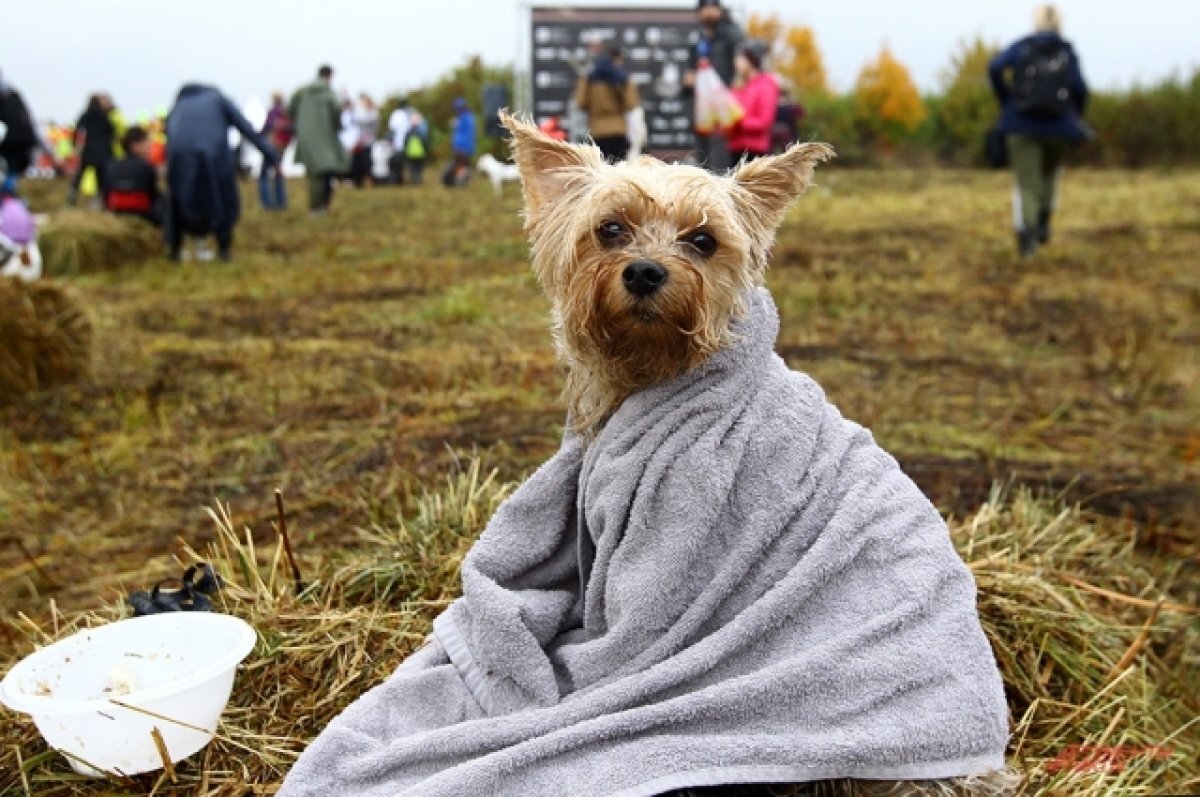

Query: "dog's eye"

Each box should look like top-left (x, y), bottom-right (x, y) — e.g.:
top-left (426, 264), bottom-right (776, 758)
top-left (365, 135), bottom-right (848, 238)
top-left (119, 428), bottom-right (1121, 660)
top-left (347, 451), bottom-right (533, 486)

top-left (597, 221), bottom-right (627, 246)
top-left (685, 231), bottom-right (718, 257)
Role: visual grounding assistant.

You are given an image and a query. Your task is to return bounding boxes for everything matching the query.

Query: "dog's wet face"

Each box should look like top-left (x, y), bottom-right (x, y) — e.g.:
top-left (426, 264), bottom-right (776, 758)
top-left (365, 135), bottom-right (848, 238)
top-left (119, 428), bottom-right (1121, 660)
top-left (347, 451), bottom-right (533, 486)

top-left (556, 167), bottom-right (758, 385)
top-left (500, 111), bottom-right (832, 426)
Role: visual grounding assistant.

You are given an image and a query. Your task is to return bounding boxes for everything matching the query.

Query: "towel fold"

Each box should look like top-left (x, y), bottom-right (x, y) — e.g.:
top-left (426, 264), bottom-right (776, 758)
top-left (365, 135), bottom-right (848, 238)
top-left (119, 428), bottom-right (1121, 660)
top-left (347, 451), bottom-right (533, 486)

top-left (280, 288), bottom-right (1009, 797)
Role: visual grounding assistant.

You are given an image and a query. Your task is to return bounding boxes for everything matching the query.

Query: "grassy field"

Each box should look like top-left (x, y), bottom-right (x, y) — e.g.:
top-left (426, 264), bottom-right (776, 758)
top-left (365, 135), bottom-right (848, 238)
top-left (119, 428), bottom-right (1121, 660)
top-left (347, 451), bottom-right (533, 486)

top-left (1, 167), bottom-right (1197, 795)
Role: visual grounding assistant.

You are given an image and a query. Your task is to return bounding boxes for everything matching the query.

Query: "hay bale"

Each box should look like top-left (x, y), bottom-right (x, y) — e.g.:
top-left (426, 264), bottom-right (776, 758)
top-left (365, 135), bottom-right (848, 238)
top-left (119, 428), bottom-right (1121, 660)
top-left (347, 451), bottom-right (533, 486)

top-left (964, 492), bottom-right (1198, 792)
top-left (0, 277), bottom-right (92, 403)
top-left (39, 210), bottom-right (161, 275)
top-left (27, 281), bottom-right (93, 386)
top-left (0, 277), bottom-right (40, 401)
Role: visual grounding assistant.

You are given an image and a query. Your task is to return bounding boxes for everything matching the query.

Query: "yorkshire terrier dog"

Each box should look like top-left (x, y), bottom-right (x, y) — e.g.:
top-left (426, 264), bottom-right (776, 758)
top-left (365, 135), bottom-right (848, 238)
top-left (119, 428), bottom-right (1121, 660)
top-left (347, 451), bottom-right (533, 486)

top-left (501, 111), bottom-right (1016, 797)
top-left (503, 111), bottom-right (821, 435)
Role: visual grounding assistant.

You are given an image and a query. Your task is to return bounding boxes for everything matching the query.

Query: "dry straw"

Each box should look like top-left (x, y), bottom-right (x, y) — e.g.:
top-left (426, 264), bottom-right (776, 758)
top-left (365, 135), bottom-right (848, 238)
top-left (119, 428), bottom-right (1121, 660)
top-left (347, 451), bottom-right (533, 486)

top-left (0, 463), bottom-right (1195, 796)
top-left (38, 211), bottom-right (161, 275)
top-left (0, 277), bottom-right (92, 403)
top-left (0, 277), bottom-right (39, 400)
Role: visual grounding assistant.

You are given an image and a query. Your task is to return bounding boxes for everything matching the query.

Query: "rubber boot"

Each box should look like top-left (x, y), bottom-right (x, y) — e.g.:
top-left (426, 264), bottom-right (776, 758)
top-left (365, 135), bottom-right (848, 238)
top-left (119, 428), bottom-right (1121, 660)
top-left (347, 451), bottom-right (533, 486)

top-left (1017, 229), bottom-right (1038, 259)
top-left (1037, 209), bottom-right (1052, 244)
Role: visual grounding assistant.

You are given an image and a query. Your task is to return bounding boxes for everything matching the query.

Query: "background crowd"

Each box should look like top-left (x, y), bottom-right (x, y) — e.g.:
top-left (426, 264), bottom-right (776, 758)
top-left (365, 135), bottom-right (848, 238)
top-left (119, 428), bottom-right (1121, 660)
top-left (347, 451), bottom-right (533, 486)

top-left (2, 0), bottom-right (1095, 268)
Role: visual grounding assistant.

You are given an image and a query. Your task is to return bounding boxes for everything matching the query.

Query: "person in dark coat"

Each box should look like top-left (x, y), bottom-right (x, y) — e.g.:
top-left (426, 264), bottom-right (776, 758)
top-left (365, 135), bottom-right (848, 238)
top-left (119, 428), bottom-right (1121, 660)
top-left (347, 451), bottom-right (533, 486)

top-left (989, 4), bottom-right (1090, 257)
top-left (105, 126), bottom-right (163, 227)
top-left (685, 0), bottom-right (744, 172)
top-left (0, 70), bottom-right (41, 177)
top-left (165, 84), bottom-right (278, 261)
top-left (69, 94), bottom-right (116, 205)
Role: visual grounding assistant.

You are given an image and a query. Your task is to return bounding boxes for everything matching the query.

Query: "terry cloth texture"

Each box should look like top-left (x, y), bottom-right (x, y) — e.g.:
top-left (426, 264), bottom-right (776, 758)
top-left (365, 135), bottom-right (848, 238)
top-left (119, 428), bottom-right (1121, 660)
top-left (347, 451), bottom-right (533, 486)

top-left (280, 288), bottom-right (1010, 797)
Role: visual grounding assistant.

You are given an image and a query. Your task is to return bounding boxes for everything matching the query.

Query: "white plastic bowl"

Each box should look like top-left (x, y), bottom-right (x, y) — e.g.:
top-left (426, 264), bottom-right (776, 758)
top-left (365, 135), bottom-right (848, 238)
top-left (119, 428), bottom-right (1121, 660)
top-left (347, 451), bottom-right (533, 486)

top-left (0, 612), bottom-right (256, 777)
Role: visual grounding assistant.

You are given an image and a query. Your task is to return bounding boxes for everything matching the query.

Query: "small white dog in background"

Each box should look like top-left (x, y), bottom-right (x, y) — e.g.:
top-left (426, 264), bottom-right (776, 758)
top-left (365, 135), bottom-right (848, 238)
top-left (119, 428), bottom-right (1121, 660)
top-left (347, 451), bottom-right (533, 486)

top-left (476, 153), bottom-right (522, 196)
top-left (476, 107), bottom-right (645, 197)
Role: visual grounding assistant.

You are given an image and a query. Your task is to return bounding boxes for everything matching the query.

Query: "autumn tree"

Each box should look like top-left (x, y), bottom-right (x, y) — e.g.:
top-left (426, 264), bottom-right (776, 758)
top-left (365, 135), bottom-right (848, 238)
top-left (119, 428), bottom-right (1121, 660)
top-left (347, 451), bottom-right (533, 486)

top-left (745, 12), bottom-right (782, 50)
top-left (746, 13), bottom-right (829, 95)
top-left (937, 37), bottom-right (1001, 162)
top-left (853, 45), bottom-right (926, 143)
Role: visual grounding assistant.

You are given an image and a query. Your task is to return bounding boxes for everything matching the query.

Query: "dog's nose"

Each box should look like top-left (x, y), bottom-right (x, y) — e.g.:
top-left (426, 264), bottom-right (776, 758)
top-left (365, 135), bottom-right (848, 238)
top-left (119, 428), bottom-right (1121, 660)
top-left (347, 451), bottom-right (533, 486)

top-left (622, 260), bottom-right (667, 297)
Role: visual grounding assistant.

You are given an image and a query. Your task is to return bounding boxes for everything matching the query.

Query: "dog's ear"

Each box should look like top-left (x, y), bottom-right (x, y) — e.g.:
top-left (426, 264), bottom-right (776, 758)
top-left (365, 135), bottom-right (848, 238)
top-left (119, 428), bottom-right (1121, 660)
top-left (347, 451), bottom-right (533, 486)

top-left (501, 110), bottom-right (601, 218)
top-left (731, 142), bottom-right (835, 231)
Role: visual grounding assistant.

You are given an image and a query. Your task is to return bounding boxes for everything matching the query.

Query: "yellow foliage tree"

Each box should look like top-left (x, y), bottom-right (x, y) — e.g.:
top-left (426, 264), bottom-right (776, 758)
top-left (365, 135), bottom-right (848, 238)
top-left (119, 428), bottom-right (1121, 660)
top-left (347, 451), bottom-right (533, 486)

top-left (854, 45), bottom-right (927, 141)
top-left (745, 12), bottom-right (781, 48)
top-left (746, 13), bottom-right (829, 95)
top-left (782, 26), bottom-right (829, 95)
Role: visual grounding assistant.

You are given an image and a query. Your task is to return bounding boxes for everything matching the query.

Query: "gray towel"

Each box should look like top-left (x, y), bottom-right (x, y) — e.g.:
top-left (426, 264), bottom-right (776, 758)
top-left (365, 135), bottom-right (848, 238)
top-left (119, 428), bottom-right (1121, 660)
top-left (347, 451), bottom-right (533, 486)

top-left (279, 288), bottom-right (1009, 797)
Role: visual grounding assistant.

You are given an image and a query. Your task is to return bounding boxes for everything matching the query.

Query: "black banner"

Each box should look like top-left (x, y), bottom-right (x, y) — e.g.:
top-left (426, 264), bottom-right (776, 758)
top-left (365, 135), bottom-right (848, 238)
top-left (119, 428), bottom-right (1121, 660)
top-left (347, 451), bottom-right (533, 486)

top-left (530, 6), bottom-right (699, 160)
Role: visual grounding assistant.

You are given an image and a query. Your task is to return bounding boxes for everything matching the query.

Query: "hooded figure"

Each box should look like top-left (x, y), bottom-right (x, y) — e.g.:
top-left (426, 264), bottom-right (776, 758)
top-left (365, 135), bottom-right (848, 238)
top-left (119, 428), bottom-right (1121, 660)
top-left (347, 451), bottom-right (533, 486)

top-left (451, 97), bottom-right (477, 160)
top-left (574, 47), bottom-right (641, 162)
top-left (289, 66), bottom-right (349, 213)
top-left (165, 84), bottom-right (277, 260)
top-left (0, 71), bottom-right (39, 175)
top-left (442, 98), bottom-right (477, 188)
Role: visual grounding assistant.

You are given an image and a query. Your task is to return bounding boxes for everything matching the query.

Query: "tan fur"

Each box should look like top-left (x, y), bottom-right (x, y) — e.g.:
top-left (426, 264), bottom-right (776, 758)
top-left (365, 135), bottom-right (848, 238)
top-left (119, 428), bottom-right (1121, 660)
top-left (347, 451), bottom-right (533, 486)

top-left (502, 110), bottom-right (832, 433)
top-left (500, 112), bottom-right (1014, 796)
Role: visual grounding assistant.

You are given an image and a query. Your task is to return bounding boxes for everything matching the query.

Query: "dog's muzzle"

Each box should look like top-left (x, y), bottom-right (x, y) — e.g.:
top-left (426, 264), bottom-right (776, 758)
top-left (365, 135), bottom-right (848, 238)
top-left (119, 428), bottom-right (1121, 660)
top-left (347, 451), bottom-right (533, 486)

top-left (622, 260), bottom-right (667, 298)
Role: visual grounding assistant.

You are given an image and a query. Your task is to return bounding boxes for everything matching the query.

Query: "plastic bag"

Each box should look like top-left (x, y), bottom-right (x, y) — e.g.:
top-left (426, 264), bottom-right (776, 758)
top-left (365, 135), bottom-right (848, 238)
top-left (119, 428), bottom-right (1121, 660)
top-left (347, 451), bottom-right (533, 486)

top-left (694, 59), bottom-right (743, 135)
top-left (627, 106), bottom-right (648, 158)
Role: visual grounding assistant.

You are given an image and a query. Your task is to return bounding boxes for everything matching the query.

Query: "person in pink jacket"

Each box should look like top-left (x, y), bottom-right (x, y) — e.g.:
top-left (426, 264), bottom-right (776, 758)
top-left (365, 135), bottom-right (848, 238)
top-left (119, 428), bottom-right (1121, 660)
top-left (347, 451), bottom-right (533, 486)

top-left (726, 40), bottom-right (780, 162)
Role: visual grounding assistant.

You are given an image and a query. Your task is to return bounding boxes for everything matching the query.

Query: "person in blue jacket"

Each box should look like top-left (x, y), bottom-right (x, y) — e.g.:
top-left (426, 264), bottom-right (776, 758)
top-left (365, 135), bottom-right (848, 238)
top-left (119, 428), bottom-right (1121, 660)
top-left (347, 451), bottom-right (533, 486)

top-left (165, 84), bottom-right (278, 261)
top-left (989, 4), bottom-right (1090, 257)
top-left (443, 97), bottom-right (476, 187)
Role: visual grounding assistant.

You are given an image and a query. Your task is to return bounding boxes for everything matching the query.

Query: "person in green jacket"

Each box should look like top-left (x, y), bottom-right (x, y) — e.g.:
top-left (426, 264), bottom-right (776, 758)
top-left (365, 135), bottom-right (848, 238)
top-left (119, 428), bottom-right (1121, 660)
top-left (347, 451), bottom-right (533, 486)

top-left (289, 65), bottom-right (349, 215)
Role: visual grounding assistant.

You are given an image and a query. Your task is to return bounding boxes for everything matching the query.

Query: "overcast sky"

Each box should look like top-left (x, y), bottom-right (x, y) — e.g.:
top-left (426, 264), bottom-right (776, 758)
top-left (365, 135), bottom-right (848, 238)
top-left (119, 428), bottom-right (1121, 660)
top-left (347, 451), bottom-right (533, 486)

top-left (4, 0), bottom-right (1196, 122)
